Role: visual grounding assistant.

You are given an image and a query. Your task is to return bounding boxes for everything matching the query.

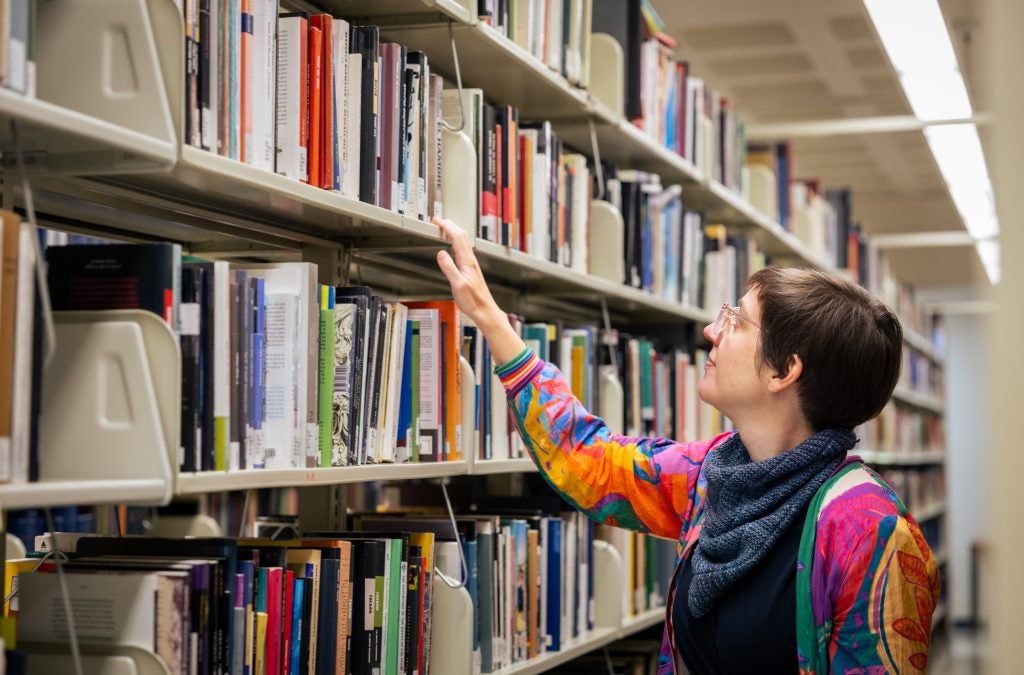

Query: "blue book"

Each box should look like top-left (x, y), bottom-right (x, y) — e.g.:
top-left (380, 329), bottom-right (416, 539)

top-left (641, 202), bottom-right (654, 293)
top-left (396, 319), bottom-right (414, 453)
top-left (545, 517), bottom-right (563, 652)
top-left (461, 538), bottom-right (479, 658)
top-left (290, 577), bottom-right (305, 675)
top-left (250, 277), bottom-right (266, 469)
top-left (333, 78), bottom-right (341, 191)
top-left (232, 573), bottom-right (246, 675)
top-left (481, 339), bottom-right (492, 460)
top-left (315, 553), bottom-right (340, 675)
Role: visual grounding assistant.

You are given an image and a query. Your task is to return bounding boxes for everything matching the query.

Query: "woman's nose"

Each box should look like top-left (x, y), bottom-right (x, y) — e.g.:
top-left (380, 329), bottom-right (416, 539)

top-left (703, 323), bottom-right (717, 344)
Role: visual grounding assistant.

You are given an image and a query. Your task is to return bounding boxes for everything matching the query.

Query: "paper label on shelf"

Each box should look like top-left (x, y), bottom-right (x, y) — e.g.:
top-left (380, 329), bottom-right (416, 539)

top-left (307, 424), bottom-right (318, 466)
top-left (364, 578), bottom-right (375, 629)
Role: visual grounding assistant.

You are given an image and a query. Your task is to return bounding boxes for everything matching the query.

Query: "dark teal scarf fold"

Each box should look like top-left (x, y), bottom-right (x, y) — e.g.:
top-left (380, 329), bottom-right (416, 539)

top-left (688, 427), bottom-right (857, 617)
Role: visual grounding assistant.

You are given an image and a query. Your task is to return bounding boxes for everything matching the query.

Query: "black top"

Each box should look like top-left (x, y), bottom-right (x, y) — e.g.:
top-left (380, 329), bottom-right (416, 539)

top-left (672, 504), bottom-right (809, 674)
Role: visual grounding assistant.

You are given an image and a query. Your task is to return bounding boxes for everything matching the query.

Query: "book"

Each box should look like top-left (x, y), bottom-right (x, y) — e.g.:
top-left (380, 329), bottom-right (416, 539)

top-left (318, 285), bottom-right (336, 467)
top-left (276, 14), bottom-right (309, 182)
top-left (352, 26), bottom-right (380, 205)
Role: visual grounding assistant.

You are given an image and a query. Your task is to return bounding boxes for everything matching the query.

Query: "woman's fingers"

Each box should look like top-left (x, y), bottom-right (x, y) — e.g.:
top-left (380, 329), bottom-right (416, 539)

top-left (436, 249), bottom-right (461, 286)
top-left (433, 216), bottom-right (477, 272)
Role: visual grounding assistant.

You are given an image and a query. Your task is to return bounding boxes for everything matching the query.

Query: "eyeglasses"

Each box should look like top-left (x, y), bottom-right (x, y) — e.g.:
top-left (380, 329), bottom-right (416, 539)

top-left (711, 303), bottom-right (760, 339)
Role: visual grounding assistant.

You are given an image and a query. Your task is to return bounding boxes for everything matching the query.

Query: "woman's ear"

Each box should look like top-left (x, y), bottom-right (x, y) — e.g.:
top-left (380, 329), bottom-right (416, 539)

top-left (767, 354), bottom-right (803, 394)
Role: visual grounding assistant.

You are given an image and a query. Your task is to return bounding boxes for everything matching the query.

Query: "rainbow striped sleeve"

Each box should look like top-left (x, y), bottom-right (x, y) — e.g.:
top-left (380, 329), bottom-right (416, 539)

top-left (495, 347), bottom-right (544, 397)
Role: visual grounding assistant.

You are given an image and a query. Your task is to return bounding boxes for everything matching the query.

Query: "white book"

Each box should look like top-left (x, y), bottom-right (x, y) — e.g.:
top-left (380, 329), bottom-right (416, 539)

top-left (530, 0), bottom-right (546, 62)
top-left (378, 302), bottom-right (408, 463)
top-left (253, 0), bottom-right (277, 172)
top-left (212, 262), bottom-right (231, 471)
top-left (407, 308), bottom-right (440, 460)
top-left (18, 571), bottom-right (158, 648)
top-left (511, 0), bottom-right (531, 51)
top-left (566, 0), bottom-right (583, 83)
top-left (333, 19), bottom-right (351, 193)
top-left (244, 263), bottom-right (318, 468)
top-left (489, 366), bottom-right (509, 461)
top-left (276, 15), bottom-right (307, 181)
top-left (567, 154), bottom-right (589, 273)
top-left (545, 0), bottom-right (563, 73)
top-left (580, 0), bottom-right (593, 88)
top-left (8, 223), bottom-right (33, 483)
top-left (343, 52), bottom-right (363, 200)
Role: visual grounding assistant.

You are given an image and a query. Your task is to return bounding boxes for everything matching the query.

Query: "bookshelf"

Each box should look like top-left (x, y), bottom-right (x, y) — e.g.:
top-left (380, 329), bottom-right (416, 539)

top-left (6, 0), bottom-right (951, 672)
top-left (858, 450), bottom-right (945, 467)
top-left (916, 501), bottom-right (948, 523)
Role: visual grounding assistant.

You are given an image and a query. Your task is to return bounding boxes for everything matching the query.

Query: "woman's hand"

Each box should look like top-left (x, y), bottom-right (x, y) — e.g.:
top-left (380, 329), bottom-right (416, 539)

top-left (433, 216), bottom-right (527, 364)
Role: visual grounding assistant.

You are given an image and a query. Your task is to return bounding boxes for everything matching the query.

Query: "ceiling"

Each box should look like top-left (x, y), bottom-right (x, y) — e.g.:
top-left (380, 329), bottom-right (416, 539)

top-left (652, 0), bottom-right (990, 290)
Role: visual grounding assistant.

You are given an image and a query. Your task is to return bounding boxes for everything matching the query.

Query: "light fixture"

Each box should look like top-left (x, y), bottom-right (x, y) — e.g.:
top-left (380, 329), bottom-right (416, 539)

top-left (864, 0), bottom-right (1001, 284)
top-left (862, 0), bottom-right (971, 121)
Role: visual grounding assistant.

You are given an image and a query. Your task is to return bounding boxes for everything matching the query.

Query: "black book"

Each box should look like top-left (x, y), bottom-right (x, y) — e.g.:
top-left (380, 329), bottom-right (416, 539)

top-left (183, 261), bottom-right (216, 471)
top-left (335, 287), bottom-right (371, 466)
top-left (406, 545), bottom-right (422, 675)
top-left (352, 26), bottom-right (380, 205)
top-left (74, 537), bottom-right (237, 675)
top-left (480, 102), bottom-right (498, 243)
top-left (314, 548), bottom-right (341, 675)
top-left (180, 265), bottom-right (202, 472)
top-left (45, 242), bottom-right (180, 323)
top-left (591, 0), bottom-right (642, 120)
top-left (366, 297), bottom-right (388, 463)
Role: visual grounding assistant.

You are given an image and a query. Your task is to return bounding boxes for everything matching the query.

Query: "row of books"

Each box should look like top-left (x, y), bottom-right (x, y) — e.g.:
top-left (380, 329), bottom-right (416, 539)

top-left (183, 7), bottom-right (446, 221)
top-left (12, 530), bottom-right (432, 675)
top-left (478, 0), bottom-right (594, 89)
top-left (901, 346), bottom-right (945, 399)
top-left (8, 506), bottom-right (622, 674)
top-left (876, 465), bottom-right (946, 515)
top-left (446, 88), bottom-right (594, 268)
top-left (592, 0), bottom-right (745, 189)
top-left (44, 242), bottom-right (485, 473)
top-left (858, 405), bottom-right (945, 456)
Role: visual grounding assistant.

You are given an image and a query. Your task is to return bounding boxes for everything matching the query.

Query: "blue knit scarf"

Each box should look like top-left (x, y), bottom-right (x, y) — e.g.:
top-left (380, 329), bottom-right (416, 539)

top-left (687, 427), bottom-right (857, 617)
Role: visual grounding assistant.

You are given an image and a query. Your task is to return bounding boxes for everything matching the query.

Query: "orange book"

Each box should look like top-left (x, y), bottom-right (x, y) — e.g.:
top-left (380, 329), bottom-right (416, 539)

top-left (310, 15), bottom-right (334, 190)
top-left (0, 211), bottom-right (21, 480)
top-left (526, 528), bottom-right (539, 658)
top-left (404, 300), bottom-right (462, 460)
top-left (241, 0), bottom-right (254, 163)
top-left (308, 25), bottom-right (323, 187)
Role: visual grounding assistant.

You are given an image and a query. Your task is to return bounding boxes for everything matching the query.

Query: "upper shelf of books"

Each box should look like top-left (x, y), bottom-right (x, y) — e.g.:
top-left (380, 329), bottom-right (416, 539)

top-left (18, 0), bottom-right (944, 357)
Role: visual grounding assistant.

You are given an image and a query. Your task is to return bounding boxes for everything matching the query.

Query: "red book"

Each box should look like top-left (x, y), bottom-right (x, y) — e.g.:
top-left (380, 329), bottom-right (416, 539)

top-left (241, 0), bottom-right (254, 163)
top-left (518, 133), bottom-right (530, 255)
top-left (676, 61), bottom-right (689, 158)
top-left (311, 14), bottom-right (334, 189)
top-left (308, 25), bottom-right (323, 187)
top-left (265, 567), bottom-right (284, 675)
top-left (281, 569), bottom-right (295, 674)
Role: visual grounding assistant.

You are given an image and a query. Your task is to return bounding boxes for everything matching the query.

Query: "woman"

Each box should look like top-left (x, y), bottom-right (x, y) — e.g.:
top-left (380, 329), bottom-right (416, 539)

top-left (432, 217), bottom-right (940, 674)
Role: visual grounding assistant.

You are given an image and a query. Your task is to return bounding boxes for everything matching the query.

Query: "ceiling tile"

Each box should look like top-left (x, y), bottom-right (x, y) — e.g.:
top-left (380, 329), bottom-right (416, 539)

top-left (828, 15), bottom-right (875, 42)
top-left (846, 47), bottom-right (888, 69)
top-left (707, 53), bottom-right (816, 77)
top-left (680, 22), bottom-right (798, 50)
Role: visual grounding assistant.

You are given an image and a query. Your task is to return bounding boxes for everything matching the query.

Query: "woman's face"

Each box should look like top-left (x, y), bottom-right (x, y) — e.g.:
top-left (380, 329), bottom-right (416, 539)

top-left (698, 289), bottom-right (766, 418)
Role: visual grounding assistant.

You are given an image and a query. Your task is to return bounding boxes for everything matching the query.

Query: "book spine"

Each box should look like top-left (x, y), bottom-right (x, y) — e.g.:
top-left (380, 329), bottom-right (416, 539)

top-left (214, 261), bottom-right (231, 471)
top-left (240, 0), bottom-right (254, 163)
top-left (199, 0), bottom-right (213, 150)
top-left (275, 16), bottom-right (308, 181)
top-left (229, 0), bottom-right (240, 159)
top-left (318, 286), bottom-right (335, 467)
top-left (308, 24), bottom-right (324, 188)
top-left (250, 277), bottom-right (266, 469)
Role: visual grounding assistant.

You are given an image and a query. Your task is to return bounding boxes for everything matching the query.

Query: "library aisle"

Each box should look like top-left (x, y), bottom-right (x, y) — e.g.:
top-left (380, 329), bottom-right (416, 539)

top-left (0, 0), bottom-right (1020, 672)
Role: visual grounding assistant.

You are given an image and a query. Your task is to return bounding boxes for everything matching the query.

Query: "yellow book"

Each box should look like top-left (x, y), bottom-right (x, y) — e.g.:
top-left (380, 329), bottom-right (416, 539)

top-left (254, 611), bottom-right (268, 674)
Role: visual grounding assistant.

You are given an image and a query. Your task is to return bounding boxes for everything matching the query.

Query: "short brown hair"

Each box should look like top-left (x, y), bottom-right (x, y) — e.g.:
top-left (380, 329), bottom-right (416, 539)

top-left (746, 267), bottom-right (903, 431)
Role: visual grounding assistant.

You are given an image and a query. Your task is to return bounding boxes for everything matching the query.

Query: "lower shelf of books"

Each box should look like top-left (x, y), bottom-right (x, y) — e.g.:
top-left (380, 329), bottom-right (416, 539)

top-left (175, 460), bottom-right (470, 493)
top-left (0, 478), bottom-right (170, 510)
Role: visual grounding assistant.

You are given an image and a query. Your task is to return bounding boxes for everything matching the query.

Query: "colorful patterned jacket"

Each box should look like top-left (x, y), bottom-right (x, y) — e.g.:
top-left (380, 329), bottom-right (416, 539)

top-left (497, 350), bottom-right (941, 674)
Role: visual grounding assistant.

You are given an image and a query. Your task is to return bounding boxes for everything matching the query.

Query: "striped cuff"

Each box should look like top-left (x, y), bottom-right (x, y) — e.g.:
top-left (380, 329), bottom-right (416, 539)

top-left (495, 347), bottom-right (544, 397)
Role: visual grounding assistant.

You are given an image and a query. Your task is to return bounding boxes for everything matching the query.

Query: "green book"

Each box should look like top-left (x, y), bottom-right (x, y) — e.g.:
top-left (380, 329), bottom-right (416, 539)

top-left (639, 339), bottom-right (654, 422)
top-left (381, 538), bottom-right (404, 675)
top-left (318, 286), bottom-right (335, 467)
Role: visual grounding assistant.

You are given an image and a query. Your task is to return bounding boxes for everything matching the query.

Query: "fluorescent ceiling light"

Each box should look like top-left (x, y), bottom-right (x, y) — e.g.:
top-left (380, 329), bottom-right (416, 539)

top-left (976, 238), bottom-right (1001, 285)
top-left (924, 124), bottom-right (999, 240)
top-left (864, 0), bottom-right (1002, 284)
top-left (863, 0), bottom-right (972, 121)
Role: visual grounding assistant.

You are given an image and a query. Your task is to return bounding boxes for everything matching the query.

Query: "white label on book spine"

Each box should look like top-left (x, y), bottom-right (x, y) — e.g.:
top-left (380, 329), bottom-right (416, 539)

top-left (364, 579), bottom-right (375, 629)
top-left (180, 303), bottom-right (201, 336)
